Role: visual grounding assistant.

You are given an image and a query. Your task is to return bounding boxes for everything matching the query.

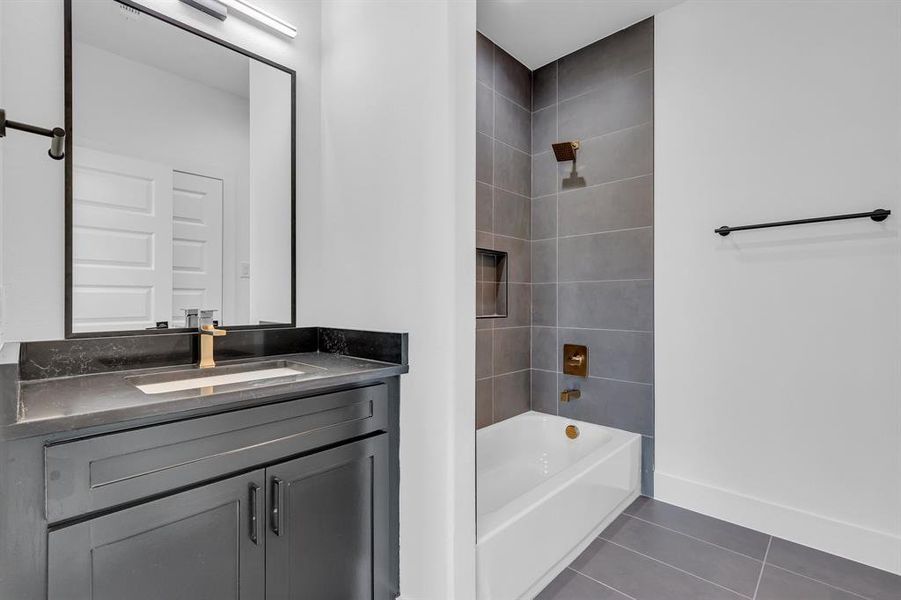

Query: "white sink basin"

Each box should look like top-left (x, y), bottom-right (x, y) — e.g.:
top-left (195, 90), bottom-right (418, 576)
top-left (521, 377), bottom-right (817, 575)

top-left (127, 361), bottom-right (311, 395)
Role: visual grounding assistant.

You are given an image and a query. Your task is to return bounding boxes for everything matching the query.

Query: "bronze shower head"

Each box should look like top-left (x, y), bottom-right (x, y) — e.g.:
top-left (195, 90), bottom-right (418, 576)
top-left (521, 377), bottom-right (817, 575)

top-left (552, 140), bottom-right (580, 162)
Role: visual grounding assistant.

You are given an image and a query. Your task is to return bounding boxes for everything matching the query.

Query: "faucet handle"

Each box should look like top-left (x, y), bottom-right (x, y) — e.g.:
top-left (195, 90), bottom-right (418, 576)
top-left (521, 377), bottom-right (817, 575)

top-left (198, 310), bottom-right (226, 335)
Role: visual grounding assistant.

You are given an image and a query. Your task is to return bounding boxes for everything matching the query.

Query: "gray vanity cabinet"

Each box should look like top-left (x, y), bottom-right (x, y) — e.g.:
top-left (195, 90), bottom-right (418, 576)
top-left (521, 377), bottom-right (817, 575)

top-left (47, 469), bottom-right (266, 600)
top-left (46, 433), bottom-right (390, 600)
top-left (266, 434), bottom-right (390, 600)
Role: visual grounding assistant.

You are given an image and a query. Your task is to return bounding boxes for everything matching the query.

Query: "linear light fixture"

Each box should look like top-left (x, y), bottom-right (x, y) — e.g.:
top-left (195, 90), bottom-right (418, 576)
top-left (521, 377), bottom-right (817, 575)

top-left (180, 0), bottom-right (227, 21)
top-left (219, 0), bottom-right (297, 38)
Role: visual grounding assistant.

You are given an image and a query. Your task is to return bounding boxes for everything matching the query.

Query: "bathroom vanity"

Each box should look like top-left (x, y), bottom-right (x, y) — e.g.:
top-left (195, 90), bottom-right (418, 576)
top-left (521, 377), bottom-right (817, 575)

top-left (0, 327), bottom-right (407, 599)
top-left (0, 2), bottom-right (413, 597)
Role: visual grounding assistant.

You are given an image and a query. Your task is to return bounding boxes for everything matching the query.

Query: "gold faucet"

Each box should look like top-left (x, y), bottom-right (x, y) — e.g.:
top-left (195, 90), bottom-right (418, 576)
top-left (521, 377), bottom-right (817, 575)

top-left (197, 310), bottom-right (226, 368)
top-left (560, 389), bottom-right (581, 403)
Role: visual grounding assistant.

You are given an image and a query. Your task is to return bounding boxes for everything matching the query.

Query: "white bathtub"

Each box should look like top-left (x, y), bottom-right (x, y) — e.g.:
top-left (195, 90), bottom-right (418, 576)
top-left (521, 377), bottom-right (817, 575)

top-left (476, 411), bottom-right (641, 600)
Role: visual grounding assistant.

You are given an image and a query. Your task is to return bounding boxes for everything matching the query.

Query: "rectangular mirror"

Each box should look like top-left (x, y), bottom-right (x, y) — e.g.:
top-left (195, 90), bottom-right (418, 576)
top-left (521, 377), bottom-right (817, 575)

top-left (65, 0), bottom-right (295, 337)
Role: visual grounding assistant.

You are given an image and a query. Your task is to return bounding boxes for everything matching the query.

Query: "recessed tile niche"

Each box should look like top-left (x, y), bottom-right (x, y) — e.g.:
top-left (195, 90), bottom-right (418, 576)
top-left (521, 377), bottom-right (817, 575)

top-left (476, 248), bottom-right (508, 319)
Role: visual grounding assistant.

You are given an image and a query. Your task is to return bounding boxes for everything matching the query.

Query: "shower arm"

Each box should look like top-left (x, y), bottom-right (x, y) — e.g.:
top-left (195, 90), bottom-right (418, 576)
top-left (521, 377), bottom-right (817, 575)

top-left (0, 108), bottom-right (66, 160)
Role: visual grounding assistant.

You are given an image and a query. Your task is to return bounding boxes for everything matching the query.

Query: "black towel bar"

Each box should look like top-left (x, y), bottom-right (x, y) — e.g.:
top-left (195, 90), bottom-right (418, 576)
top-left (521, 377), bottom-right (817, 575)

top-left (715, 208), bottom-right (890, 236)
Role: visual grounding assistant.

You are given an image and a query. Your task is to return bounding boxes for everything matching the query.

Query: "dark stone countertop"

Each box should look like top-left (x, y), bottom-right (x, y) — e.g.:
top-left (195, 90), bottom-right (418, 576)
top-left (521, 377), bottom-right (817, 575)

top-left (4, 352), bottom-right (408, 440)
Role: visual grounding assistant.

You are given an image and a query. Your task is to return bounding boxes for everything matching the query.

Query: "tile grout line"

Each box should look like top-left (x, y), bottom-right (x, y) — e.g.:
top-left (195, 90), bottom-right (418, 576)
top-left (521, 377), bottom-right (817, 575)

top-left (490, 41), bottom-right (497, 427)
top-left (531, 325), bottom-right (653, 334)
top-left (553, 58), bottom-right (560, 418)
top-left (530, 172), bottom-right (653, 201)
top-left (531, 225), bottom-right (654, 243)
top-left (594, 538), bottom-right (752, 599)
top-left (531, 368), bottom-right (653, 387)
top-left (535, 66), bottom-right (655, 111)
top-left (764, 564), bottom-right (876, 600)
top-left (531, 120), bottom-right (652, 159)
top-left (529, 61), bottom-right (534, 416)
top-left (538, 278), bottom-right (654, 285)
top-left (565, 566), bottom-right (640, 600)
top-left (751, 536), bottom-right (772, 599)
top-left (621, 512), bottom-right (768, 562)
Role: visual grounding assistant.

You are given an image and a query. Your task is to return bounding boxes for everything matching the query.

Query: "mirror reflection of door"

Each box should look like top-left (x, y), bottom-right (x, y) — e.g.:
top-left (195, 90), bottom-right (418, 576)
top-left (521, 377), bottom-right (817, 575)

top-left (72, 148), bottom-right (174, 333)
top-left (72, 150), bottom-right (225, 332)
top-left (172, 172), bottom-right (223, 328)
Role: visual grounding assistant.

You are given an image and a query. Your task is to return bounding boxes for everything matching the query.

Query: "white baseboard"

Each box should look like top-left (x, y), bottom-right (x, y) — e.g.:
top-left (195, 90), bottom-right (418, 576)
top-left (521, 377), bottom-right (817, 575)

top-left (654, 471), bottom-right (901, 575)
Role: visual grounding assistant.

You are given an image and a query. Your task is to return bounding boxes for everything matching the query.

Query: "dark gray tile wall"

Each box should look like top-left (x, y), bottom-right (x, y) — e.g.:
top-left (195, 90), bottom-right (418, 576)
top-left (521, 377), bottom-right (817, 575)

top-left (476, 33), bottom-right (532, 428)
top-left (527, 19), bottom-right (656, 495)
top-left (538, 497), bottom-right (901, 600)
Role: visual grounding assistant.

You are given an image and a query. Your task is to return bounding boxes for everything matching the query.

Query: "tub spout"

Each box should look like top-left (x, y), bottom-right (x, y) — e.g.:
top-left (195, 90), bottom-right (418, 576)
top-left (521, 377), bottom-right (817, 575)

top-left (560, 389), bottom-right (581, 403)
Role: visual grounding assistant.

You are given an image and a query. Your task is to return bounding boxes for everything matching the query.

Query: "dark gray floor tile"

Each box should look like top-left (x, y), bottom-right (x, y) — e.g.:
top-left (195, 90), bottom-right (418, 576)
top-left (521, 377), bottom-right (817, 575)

top-left (493, 326), bottom-right (530, 375)
top-left (558, 69), bottom-right (653, 143)
top-left (600, 515), bottom-right (763, 597)
top-left (536, 568), bottom-right (630, 600)
top-left (557, 328), bottom-right (653, 383)
top-left (641, 437), bottom-right (654, 496)
top-left (532, 105), bottom-right (557, 155)
top-left (558, 281), bottom-right (653, 331)
top-left (557, 375), bottom-right (653, 435)
top-left (531, 195), bottom-right (557, 240)
top-left (766, 538), bottom-right (901, 600)
top-left (530, 368), bottom-right (557, 415)
top-left (476, 132), bottom-right (493, 185)
top-left (476, 329), bottom-right (492, 380)
top-left (495, 93), bottom-right (531, 153)
top-left (532, 239), bottom-right (556, 283)
top-left (532, 61), bottom-right (557, 111)
top-left (566, 123), bottom-right (653, 188)
top-left (493, 235), bottom-right (530, 283)
top-left (558, 227), bottom-right (653, 282)
top-left (493, 369), bottom-right (530, 421)
top-left (476, 378), bottom-right (492, 429)
top-left (756, 565), bottom-right (863, 600)
top-left (558, 174), bottom-right (653, 236)
top-left (477, 82), bottom-right (493, 135)
top-left (571, 537), bottom-right (743, 600)
top-left (624, 497), bottom-right (770, 559)
top-left (531, 283), bottom-right (556, 326)
top-left (533, 151), bottom-right (559, 198)
top-left (476, 32), bottom-right (494, 87)
top-left (494, 45), bottom-right (531, 110)
top-left (531, 326), bottom-right (557, 372)
top-left (503, 283), bottom-right (531, 327)
top-left (494, 188), bottom-right (530, 240)
top-left (558, 18), bottom-right (653, 102)
top-left (494, 140), bottom-right (531, 197)
top-left (476, 182), bottom-right (492, 233)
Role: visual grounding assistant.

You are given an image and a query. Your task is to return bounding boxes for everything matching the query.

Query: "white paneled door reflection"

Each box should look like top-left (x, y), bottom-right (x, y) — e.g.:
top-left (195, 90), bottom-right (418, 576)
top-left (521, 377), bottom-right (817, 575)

top-left (72, 147), bottom-right (223, 332)
top-left (72, 148), bottom-right (173, 333)
top-left (171, 172), bottom-right (223, 328)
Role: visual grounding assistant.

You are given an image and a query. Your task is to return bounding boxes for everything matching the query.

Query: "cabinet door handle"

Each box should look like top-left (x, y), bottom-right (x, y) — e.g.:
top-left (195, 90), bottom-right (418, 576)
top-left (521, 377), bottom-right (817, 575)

top-left (248, 483), bottom-right (260, 545)
top-left (271, 476), bottom-right (283, 536)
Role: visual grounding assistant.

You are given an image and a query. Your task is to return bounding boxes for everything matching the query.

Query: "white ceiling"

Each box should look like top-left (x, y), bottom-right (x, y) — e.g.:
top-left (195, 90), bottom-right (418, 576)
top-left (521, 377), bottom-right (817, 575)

top-left (73, 0), bottom-right (250, 98)
top-left (477, 0), bottom-right (683, 70)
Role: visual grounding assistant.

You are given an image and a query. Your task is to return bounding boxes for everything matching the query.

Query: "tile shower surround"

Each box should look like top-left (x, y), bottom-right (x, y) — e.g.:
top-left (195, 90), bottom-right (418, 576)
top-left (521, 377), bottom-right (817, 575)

top-left (476, 33), bottom-right (533, 428)
top-left (476, 21), bottom-right (656, 495)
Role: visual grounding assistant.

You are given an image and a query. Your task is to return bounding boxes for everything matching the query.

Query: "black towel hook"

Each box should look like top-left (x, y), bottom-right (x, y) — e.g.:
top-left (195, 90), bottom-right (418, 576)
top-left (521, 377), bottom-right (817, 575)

top-left (0, 108), bottom-right (66, 160)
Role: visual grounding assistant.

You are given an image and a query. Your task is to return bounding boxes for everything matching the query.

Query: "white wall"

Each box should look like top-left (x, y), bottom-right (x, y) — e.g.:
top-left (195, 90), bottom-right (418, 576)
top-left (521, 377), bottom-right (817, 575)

top-left (249, 60), bottom-right (292, 324)
top-left (655, 0), bottom-right (901, 574)
top-left (0, 0), bottom-right (320, 341)
top-left (315, 1), bottom-right (475, 597)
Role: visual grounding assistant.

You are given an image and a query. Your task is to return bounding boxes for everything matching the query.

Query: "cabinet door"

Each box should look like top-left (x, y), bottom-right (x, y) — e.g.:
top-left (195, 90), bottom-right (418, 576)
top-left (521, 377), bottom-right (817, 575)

top-left (48, 469), bottom-right (265, 600)
top-left (266, 434), bottom-right (389, 600)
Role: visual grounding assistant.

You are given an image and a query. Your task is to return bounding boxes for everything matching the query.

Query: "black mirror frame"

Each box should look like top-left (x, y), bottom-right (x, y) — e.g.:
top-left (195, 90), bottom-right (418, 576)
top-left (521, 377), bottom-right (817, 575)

top-left (64, 0), bottom-right (297, 338)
